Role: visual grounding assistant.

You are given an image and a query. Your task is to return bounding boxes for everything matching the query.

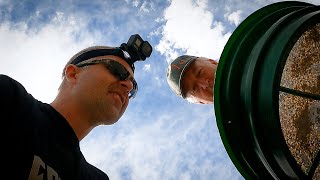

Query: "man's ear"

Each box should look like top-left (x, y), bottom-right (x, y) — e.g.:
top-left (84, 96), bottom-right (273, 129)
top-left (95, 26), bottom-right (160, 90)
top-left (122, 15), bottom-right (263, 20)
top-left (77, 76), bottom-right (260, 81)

top-left (64, 64), bottom-right (79, 83)
top-left (208, 59), bottom-right (218, 65)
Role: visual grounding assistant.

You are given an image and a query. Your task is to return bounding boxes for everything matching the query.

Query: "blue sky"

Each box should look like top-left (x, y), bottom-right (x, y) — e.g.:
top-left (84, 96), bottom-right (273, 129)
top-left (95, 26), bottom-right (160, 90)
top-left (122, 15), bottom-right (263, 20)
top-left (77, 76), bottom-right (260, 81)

top-left (0, 0), bottom-right (318, 179)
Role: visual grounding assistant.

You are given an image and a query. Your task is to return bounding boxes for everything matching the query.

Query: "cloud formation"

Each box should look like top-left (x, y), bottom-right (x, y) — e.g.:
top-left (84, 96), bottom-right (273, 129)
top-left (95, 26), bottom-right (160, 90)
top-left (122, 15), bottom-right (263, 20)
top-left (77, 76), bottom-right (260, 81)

top-left (226, 10), bottom-right (243, 26)
top-left (156, 0), bottom-right (231, 63)
top-left (0, 12), bottom-right (96, 103)
top-left (81, 105), bottom-right (238, 179)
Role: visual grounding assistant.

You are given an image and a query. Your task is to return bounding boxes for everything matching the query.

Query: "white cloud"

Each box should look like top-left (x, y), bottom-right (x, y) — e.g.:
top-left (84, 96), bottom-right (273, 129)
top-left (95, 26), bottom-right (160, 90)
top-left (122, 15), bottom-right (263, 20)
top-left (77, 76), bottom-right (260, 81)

top-left (132, 0), bottom-right (139, 7)
top-left (0, 12), bottom-right (96, 103)
top-left (143, 64), bottom-right (151, 71)
top-left (227, 10), bottom-right (242, 26)
top-left (156, 0), bottom-right (231, 63)
top-left (155, 17), bottom-right (164, 23)
top-left (140, 1), bottom-right (153, 13)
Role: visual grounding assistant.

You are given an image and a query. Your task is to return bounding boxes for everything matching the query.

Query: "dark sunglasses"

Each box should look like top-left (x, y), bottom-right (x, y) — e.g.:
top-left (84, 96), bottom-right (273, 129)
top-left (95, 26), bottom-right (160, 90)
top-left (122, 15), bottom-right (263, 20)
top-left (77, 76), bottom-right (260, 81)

top-left (76, 59), bottom-right (138, 99)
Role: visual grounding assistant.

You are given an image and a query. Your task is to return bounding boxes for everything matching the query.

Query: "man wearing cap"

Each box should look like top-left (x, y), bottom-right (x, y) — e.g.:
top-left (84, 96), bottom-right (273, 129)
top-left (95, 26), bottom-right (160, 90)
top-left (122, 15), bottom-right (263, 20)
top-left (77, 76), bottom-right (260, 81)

top-left (166, 55), bottom-right (218, 104)
top-left (1, 45), bottom-right (143, 179)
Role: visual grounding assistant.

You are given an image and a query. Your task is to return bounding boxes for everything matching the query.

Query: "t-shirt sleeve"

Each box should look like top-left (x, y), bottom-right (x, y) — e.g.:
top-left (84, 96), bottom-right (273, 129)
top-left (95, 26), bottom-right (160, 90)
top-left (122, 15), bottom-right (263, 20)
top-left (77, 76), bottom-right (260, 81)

top-left (0, 74), bottom-right (29, 110)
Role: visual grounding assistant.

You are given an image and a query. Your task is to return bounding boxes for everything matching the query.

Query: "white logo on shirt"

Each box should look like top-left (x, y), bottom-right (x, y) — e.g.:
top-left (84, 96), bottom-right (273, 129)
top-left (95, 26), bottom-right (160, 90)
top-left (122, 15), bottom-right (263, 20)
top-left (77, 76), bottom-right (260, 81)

top-left (28, 155), bottom-right (61, 180)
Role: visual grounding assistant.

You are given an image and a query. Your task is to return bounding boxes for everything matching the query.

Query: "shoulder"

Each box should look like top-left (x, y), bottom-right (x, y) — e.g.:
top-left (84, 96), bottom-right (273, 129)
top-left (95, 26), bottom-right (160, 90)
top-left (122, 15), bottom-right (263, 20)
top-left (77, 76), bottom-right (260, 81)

top-left (0, 74), bottom-right (35, 110)
top-left (0, 74), bottom-right (18, 83)
top-left (0, 74), bottom-right (16, 85)
top-left (79, 156), bottom-right (109, 180)
top-left (87, 163), bottom-right (110, 180)
top-left (0, 74), bottom-right (27, 94)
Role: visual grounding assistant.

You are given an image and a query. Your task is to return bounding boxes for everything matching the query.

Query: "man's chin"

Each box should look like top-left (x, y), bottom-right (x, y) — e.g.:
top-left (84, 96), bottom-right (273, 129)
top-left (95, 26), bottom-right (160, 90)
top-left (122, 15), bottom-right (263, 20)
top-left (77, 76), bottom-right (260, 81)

top-left (104, 116), bottom-right (120, 125)
top-left (103, 109), bottom-right (123, 125)
top-left (202, 100), bottom-right (213, 104)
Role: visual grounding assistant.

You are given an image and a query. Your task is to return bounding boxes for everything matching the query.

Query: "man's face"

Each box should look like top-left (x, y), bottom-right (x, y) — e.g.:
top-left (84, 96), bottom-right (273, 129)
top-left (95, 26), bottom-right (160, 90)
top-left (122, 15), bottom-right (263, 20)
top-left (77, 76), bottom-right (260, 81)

top-left (71, 55), bottom-right (134, 125)
top-left (181, 57), bottom-right (218, 104)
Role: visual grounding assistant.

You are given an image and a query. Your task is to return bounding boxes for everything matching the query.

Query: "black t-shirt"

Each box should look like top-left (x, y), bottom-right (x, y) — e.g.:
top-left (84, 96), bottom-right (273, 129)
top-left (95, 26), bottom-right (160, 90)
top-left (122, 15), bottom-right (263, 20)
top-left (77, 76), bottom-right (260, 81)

top-left (1, 75), bottom-right (109, 180)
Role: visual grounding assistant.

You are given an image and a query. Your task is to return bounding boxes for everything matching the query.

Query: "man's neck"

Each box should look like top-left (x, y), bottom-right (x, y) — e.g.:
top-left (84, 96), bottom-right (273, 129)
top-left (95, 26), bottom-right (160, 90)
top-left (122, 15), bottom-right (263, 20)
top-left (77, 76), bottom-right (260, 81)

top-left (50, 96), bottom-right (94, 141)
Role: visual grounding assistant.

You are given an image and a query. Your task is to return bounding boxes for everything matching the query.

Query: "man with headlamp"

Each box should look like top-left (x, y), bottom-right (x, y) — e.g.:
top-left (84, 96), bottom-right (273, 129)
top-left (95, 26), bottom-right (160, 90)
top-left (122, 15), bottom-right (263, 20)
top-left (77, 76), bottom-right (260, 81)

top-left (1, 34), bottom-right (152, 179)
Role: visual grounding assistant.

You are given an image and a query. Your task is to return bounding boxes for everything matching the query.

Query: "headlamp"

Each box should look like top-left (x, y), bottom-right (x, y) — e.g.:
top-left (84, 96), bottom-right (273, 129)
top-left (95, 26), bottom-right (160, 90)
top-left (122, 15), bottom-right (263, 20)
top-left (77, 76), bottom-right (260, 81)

top-left (69, 34), bottom-right (153, 72)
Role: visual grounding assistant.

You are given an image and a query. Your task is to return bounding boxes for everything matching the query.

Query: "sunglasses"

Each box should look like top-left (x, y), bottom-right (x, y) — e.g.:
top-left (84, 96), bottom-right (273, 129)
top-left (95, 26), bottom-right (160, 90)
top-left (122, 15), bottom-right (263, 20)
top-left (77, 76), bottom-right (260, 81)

top-left (76, 59), bottom-right (138, 99)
